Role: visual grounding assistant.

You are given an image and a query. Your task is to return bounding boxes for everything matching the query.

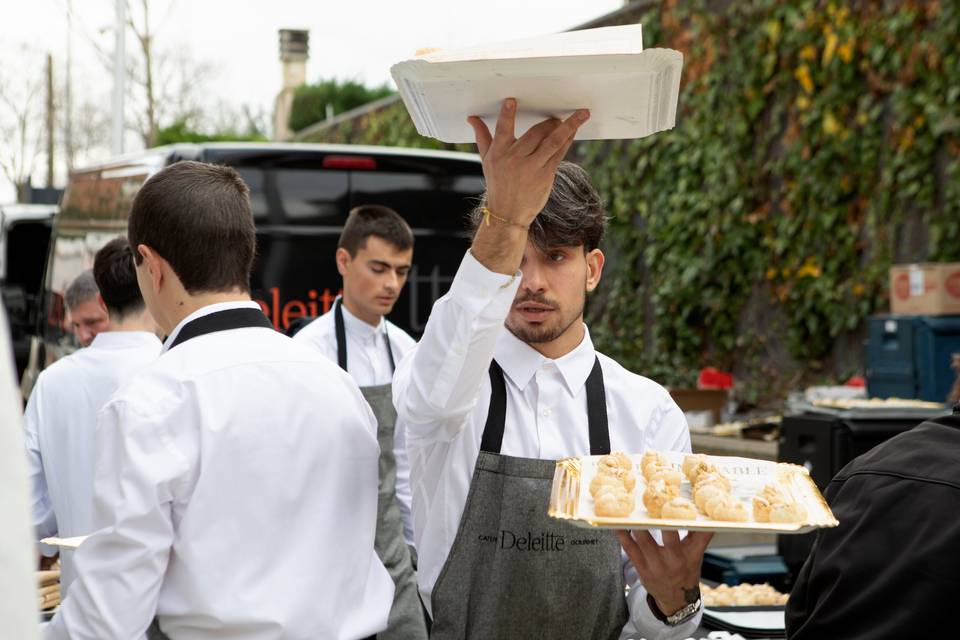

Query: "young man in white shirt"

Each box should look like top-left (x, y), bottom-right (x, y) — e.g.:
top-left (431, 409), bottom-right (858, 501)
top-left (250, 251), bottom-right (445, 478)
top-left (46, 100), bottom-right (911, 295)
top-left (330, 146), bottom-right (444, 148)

top-left (393, 99), bottom-right (713, 639)
top-left (43, 161), bottom-right (393, 640)
top-left (24, 237), bottom-right (162, 595)
top-left (294, 205), bottom-right (425, 640)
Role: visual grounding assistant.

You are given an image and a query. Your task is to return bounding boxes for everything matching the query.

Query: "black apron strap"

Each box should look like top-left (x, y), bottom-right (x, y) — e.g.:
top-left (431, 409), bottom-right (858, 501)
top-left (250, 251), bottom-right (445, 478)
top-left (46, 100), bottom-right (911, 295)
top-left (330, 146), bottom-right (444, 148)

top-left (384, 324), bottom-right (396, 373)
top-left (480, 356), bottom-right (610, 455)
top-left (334, 298), bottom-right (349, 371)
top-left (480, 360), bottom-right (509, 453)
top-left (334, 297), bottom-right (397, 374)
top-left (585, 357), bottom-right (611, 456)
top-left (168, 307), bottom-right (273, 350)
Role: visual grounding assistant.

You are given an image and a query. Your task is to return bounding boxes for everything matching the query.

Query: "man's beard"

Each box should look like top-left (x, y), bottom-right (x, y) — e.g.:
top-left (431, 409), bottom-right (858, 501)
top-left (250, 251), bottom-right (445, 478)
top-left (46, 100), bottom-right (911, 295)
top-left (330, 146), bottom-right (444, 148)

top-left (505, 290), bottom-right (585, 345)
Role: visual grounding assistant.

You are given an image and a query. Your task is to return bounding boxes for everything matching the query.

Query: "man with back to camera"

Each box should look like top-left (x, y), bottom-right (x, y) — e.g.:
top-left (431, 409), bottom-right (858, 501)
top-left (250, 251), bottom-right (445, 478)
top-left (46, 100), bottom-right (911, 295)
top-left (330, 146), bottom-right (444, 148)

top-left (393, 99), bottom-right (713, 639)
top-left (293, 204), bottom-right (426, 639)
top-left (63, 270), bottom-right (110, 347)
top-left (24, 237), bottom-right (162, 595)
top-left (43, 161), bottom-right (393, 640)
top-left (786, 401), bottom-right (960, 639)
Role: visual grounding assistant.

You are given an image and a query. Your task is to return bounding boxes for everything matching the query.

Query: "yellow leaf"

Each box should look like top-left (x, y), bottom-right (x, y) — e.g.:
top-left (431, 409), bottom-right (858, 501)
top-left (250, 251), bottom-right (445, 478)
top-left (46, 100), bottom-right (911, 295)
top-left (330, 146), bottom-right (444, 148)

top-left (766, 267), bottom-right (778, 280)
top-left (796, 95), bottom-right (811, 110)
top-left (795, 65), bottom-right (814, 94)
top-left (838, 39), bottom-right (855, 63)
top-left (764, 19), bottom-right (781, 44)
top-left (800, 45), bottom-right (818, 61)
top-left (823, 32), bottom-right (839, 65)
top-left (823, 111), bottom-right (841, 135)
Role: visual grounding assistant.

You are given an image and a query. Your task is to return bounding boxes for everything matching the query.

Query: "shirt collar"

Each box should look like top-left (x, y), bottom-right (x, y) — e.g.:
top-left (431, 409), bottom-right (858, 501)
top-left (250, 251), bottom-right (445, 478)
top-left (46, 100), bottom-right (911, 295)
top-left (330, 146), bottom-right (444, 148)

top-left (162, 300), bottom-right (263, 352)
top-left (493, 324), bottom-right (596, 397)
top-left (89, 331), bottom-right (162, 350)
top-left (339, 298), bottom-right (385, 344)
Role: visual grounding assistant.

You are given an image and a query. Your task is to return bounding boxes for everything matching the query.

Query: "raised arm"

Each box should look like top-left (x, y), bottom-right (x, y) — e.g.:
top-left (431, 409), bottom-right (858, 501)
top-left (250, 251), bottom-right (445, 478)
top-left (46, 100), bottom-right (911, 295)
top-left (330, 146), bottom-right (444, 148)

top-left (468, 99), bottom-right (589, 274)
top-left (393, 100), bottom-right (589, 441)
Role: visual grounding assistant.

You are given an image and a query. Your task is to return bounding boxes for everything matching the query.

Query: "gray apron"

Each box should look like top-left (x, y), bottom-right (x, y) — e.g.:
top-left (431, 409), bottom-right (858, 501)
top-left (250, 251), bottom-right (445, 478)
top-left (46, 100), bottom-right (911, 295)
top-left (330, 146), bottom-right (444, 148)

top-left (336, 300), bottom-right (427, 640)
top-left (430, 359), bottom-right (630, 640)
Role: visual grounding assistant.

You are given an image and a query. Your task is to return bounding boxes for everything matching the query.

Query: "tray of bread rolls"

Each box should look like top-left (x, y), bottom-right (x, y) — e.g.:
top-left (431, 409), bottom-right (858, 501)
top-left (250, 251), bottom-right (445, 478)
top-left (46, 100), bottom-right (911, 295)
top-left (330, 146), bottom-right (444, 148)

top-left (548, 450), bottom-right (838, 533)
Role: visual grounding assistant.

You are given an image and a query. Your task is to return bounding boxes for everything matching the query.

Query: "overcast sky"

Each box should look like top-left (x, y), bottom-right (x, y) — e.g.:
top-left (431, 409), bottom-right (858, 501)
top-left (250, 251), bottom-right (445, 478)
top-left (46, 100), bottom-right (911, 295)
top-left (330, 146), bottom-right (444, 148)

top-left (0, 0), bottom-right (625, 202)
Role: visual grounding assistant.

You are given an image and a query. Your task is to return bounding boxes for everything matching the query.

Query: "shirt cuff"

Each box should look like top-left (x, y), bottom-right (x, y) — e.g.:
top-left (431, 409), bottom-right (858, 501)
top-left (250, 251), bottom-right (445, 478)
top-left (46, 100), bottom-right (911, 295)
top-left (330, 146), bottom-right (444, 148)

top-left (448, 250), bottom-right (522, 317)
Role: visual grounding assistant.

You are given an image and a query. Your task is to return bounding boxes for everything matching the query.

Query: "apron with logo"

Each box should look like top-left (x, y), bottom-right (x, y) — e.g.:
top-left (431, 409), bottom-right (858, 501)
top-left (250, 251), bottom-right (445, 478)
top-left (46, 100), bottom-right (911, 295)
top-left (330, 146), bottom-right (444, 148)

top-left (429, 358), bottom-right (630, 640)
top-left (335, 299), bottom-right (427, 640)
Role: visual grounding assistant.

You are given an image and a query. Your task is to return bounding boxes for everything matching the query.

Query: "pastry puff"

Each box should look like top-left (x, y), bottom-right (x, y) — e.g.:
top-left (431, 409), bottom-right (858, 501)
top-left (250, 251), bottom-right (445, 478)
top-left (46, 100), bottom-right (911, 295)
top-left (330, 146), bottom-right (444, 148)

top-left (661, 497), bottom-right (699, 520)
top-left (682, 454), bottom-right (709, 479)
top-left (640, 451), bottom-right (669, 480)
top-left (590, 468), bottom-right (637, 497)
top-left (642, 478), bottom-right (679, 518)
top-left (594, 484), bottom-right (635, 517)
top-left (705, 494), bottom-right (749, 522)
top-left (753, 483), bottom-right (807, 523)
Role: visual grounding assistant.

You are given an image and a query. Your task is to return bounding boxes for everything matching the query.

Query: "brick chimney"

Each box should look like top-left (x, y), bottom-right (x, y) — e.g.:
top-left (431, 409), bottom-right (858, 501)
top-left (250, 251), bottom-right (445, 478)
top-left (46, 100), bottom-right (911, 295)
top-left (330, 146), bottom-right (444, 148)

top-left (272, 29), bottom-right (309, 141)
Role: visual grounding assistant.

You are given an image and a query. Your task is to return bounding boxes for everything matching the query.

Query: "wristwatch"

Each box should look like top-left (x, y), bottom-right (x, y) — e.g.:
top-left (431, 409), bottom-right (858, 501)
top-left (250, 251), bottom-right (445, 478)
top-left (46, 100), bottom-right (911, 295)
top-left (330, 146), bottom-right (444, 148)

top-left (647, 592), bottom-right (702, 626)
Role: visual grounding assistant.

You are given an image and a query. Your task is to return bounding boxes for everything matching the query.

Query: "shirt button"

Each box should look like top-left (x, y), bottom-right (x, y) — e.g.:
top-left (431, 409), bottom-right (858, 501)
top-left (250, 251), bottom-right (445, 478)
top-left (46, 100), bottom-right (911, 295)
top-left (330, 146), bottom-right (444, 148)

top-left (542, 408), bottom-right (551, 417)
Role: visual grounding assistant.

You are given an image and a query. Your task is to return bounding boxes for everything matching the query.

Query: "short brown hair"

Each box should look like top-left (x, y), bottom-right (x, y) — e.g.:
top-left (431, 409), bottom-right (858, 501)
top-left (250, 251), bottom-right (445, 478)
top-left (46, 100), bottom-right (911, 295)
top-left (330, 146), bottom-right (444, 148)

top-left (128, 161), bottom-right (256, 293)
top-left (93, 236), bottom-right (144, 317)
top-left (338, 205), bottom-right (414, 257)
top-left (469, 161), bottom-right (607, 252)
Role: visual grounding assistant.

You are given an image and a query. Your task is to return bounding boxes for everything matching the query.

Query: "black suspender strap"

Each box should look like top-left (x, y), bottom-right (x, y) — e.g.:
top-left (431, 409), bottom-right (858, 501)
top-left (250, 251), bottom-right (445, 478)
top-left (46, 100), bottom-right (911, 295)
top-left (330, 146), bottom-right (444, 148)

top-left (168, 307), bottom-right (274, 350)
top-left (334, 297), bottom-right (396, 374)
top-left (480, 356), bottom-right (611, 455)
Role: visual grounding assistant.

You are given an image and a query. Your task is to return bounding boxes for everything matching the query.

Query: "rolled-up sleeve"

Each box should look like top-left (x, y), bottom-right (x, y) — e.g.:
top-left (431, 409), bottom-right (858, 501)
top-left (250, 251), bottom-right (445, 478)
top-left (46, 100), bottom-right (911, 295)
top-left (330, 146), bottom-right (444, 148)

top-left (394, 251), bottom-right (520, 444)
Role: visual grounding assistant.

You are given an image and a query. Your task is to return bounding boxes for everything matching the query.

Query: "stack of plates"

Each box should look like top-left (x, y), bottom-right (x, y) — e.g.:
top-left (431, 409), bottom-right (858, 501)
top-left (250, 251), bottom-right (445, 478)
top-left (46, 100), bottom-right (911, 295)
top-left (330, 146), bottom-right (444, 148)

top-left (390, 25), bottom-right (683, 143)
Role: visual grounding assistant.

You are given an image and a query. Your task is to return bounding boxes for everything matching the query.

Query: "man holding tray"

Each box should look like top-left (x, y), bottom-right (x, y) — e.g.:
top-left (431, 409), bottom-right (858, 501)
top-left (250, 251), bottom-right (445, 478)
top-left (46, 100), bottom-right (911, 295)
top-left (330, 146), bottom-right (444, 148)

top-left (394, 98), bottom-right (713, 639)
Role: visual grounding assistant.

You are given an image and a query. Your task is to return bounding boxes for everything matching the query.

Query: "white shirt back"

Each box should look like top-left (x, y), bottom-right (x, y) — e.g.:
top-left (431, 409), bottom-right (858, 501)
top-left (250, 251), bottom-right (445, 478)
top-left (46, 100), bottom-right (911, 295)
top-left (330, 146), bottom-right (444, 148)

top-left (24, 330), bottom-right (162, 592)
top-left (44, 302), bottom-right (393, 640)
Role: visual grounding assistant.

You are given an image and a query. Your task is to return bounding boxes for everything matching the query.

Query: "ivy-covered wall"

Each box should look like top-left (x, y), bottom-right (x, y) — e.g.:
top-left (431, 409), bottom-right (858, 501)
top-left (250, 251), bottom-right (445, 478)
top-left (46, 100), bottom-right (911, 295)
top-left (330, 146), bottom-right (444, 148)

top-left (301, 0), bottom-right (960, 404)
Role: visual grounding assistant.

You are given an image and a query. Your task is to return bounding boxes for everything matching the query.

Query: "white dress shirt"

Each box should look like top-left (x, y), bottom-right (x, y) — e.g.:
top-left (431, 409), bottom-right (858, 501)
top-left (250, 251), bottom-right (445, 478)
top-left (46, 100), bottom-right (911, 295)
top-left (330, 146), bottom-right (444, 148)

top-left (393, 252), bottom-right (701, 639)
top-left (293, 300), bottom-right (418, 547)
top-left (44, 301), bottom-right (394, 640)
top-left (1, 306), bottom-right (42, 640)
top-left (24, 330), bottom-right (162, 593)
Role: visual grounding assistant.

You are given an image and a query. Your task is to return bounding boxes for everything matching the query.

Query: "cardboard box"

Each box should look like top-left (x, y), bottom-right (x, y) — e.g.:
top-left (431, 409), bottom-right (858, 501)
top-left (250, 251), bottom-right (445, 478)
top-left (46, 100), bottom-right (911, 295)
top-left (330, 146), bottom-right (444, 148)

top-left (669, 388), bottom-right (728, 426)
top-left (889, 263), bottom-right (960, 316)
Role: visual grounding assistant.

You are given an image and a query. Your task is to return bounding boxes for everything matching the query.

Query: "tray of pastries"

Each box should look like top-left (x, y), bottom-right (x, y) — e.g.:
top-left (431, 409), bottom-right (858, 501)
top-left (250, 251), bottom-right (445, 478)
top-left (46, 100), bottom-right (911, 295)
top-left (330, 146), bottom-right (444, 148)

top-left (548, 450), bottom-right (838, 533)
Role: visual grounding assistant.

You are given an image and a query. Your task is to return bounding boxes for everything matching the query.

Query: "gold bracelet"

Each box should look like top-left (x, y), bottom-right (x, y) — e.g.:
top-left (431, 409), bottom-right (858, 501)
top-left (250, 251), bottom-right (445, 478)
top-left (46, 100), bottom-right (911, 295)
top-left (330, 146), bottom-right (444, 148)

top-left (481, 206), bottom-right (528, 229)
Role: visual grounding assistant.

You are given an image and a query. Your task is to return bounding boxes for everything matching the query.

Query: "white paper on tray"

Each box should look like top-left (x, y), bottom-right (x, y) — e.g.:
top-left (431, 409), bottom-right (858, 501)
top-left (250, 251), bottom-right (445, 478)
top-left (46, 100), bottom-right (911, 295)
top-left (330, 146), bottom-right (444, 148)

top-left (40, 536), bottom-right (87, 549)
top-left (390, 24), bottom-right (683, 143)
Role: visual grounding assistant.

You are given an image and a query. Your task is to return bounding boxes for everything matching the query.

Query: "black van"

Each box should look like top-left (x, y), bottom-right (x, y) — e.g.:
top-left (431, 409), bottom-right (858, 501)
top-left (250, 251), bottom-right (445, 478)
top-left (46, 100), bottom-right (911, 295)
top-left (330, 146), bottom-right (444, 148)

top-left (1, 204), bottom-right (56, 378)
top-left (33, 142), bottom-right (484, 375)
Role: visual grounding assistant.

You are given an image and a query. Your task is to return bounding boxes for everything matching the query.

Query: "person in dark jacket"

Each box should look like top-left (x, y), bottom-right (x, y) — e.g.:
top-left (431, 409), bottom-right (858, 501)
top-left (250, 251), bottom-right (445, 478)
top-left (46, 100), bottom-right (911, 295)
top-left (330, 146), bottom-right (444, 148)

top-left (786, 403), bottom-right (960, 639)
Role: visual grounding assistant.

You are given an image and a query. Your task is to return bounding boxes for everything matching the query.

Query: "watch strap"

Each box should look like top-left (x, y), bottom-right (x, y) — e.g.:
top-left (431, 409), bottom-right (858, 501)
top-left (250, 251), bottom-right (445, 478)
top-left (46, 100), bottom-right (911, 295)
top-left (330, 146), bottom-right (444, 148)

top-left (646, 592), bottom-right (702, 626)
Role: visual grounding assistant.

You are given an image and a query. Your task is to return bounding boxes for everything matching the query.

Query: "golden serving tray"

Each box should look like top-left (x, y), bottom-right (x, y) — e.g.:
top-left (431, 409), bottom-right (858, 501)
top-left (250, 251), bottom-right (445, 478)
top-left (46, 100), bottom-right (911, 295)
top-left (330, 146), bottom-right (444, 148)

top-left (548, 451), bottom-right (838, 534)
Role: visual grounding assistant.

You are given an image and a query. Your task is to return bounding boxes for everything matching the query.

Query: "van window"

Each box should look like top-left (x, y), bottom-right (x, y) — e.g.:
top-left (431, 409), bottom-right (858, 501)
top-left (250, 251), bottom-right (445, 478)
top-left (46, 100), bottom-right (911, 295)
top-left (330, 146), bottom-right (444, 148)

top-left (351, 171), bottom-right (484, 231)
top-left (235, 167), bottom-right (349, 225)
